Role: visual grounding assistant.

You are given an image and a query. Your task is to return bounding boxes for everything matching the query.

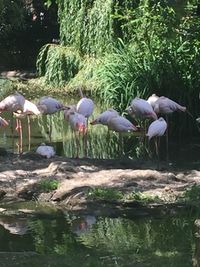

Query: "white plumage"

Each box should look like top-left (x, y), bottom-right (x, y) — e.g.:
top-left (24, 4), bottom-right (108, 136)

top-left (147, 117), bottom-right (167, 140)
top-left (76, 97), bottom-right (94, 118)
top-left (36, 144), bottom-right (56, 158)
top-left (107, 116), bottom-right (137, 132)
top-left (90, 108), bottom-right (118, 125)
top-left (126, 97), bottom-right (157, 120)
top-left (147, 94), bottom-right (159, 109)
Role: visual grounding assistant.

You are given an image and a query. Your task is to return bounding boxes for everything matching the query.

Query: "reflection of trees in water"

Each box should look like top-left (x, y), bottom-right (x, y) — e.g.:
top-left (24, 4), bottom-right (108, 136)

top-left (79, 216), bottom-right (195, 266)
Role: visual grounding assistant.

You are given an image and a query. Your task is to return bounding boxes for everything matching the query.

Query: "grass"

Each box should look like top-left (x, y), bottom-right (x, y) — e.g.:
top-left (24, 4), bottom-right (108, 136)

top-left (38, 179), bottom-right (59, 193)
top-left (86, 187), bottom-right (161, 203)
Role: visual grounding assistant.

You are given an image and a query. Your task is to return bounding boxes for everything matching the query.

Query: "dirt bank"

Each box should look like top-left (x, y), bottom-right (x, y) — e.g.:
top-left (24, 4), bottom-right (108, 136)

top-left (0, 152), bottom-right (199, 214)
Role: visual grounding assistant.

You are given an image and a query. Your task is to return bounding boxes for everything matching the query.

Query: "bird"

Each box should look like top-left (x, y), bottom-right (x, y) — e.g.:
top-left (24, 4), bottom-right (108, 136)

top-left (147, 117), bottom-right (167, 169)
top-left (147, 94), bottom-right (159, 109)
top-left (90, 108), bottom-right (119, 126)
top-left (0, 92), bottom-right (25, 113)
top-left (106, 116), bottom-right (138, 133)
top-left (37, 96), bottom-right (64, 115)
top-left (64, 108), bottom-right (87, 158)
top-left (153, 96), bottom-right (186, 114)
top-left (77, 97), bottom-right (94, 119)
top-left (126, 97), bottom-right (157, 121)
top-left (37, 96), bottom-right (64, 142)
top-left (13, 99), bottom-right (41, 152)
top-left (36, 143), bottom-right (56, 159)
top-left (147, 117), bottom-right (167, 140)
top-left (106, 115), bottom-right (138, 155)
top-left (76, 89), bottom-right (94, 157)
top-left (0, 92), bottom-right (41, 153)
top-left (153, 96), bottom-right (186, 161)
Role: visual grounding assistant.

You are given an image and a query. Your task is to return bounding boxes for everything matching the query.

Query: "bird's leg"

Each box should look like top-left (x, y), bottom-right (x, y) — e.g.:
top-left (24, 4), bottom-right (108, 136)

top-left (118, 133), bottom-right (123, 157)
top-left (83, 118), bottom-right (89, 158)
top-left (18, 119), bottom-right (23, 154)
top-left (154, 137), bottom-right (160, 170)
top-left (49, 115), bottom-right (52, 143)
top-left (11, 113), bottom-right (15, 150)
top-left (165, 115), bottom-right (169, 163)
top-left (27, 115), bottom-right (31, 151)
top-left (74, 131), bottom-right (80, 159)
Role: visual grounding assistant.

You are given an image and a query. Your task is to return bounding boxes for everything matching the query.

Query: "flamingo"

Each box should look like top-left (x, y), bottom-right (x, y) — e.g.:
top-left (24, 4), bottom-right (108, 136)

top-left (13, 99), bottom-right (41, 151)
top-left (64, 108), bottom-right (87, 158)
top-left (147, 117), bottom-right (167, 168)
top-left (36, 143), bottom-right (56, 158)
top-left (90, 108), bottom-right (118, 126)
top-left (147, 94), bottom-right (159, 109)
top-left (76, 90), bottom-right (94, 157)
top-left (153, 96), bottom-right (186, 114)
top-left (153, 96), bottom-right (186, 161)
top-left (126, 97), bottom-right (157, 121)
top-left (0, 92), bottom-right (40, 152)
top-left (37, 96), bottom-right (64, 142)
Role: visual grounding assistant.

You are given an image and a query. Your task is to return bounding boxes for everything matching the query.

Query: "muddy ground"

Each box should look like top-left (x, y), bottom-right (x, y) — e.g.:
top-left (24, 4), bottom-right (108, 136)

top-left (0, 152), bottom-right (199, 216)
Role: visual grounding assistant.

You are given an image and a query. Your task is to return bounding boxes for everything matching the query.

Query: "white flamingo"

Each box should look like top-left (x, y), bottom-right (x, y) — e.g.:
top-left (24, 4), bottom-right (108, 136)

top-left (126, 97), bottom-right (157, 121)
top-left (37, 96), bottom-right (64, 142)
top-left (90, 108), bottom-right (118, 126)
top-left (147, 117), bottom-right (167, 168)
top-left (147, 94), bottom-right (160, 109)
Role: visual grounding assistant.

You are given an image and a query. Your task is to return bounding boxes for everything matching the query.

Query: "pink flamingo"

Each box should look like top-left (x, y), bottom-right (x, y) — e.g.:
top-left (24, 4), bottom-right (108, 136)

top-left (64, 108), bottom-right (87, 158)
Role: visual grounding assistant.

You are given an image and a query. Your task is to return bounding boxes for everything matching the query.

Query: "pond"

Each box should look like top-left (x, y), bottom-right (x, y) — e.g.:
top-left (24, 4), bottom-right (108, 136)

top-left (0, 203), bottom-right (198, 267)
top-left (0, 91), bottom-right (199, 164)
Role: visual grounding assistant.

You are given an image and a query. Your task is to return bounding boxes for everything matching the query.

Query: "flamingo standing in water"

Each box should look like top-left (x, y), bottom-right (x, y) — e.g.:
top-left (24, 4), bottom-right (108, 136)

top-left (0, 92), bottom-right (40, 152)
top-left (76, 89), bottom-right (94, 157)
top-left (126, 97), bottom-right (157, 121)
top-left (37, 96), bottom-right (64, 142)
top-left (153, 96), bottom-right (186, 161)
top-left (90, 108), bottom-right (119, 126)
top-left (147, 117), bottom-right (167, 168)
top-left (64, 108), bottom-right (87, 158)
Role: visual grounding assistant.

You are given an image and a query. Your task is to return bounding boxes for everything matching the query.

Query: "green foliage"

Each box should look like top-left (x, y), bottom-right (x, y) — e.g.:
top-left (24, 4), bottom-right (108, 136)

top-left (36, 44), bottom-right (82, 87)
top-left (0, 79), bottom-right (15, 99)
top-left (181, 184), bottom-right (200, 204)
top-left (87, 187), bottom-right (123, 201)
top-left (38, 179), bottom-right (59, 192)
top-left (125, 191), bottom-right (160, 203)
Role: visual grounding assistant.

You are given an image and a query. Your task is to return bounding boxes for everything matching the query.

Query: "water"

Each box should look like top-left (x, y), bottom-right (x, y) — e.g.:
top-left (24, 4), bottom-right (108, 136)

top-left (0, 204), bottom-right (198, 267)
top-left (0, 92), bottom-right (199, 163)
top-left (0, 94), bottom-right (148, 160)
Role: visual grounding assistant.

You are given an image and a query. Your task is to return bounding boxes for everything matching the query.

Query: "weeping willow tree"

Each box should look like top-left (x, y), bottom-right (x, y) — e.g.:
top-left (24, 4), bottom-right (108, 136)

top-left (37, 0), bottom-right (200, 137)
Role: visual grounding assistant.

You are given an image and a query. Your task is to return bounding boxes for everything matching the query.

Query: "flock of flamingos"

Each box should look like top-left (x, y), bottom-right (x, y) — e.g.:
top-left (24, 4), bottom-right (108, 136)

top-left (0, 90), bottom-right (192, 160)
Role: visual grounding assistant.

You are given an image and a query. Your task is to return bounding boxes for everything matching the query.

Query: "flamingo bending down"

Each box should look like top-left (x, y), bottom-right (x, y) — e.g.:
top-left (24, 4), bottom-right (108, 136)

top-left (64, 109), bottom-right (87, 158)
top-left (126, 97), bottom-right (157, 121)
top-left (90, 109), bottom-right (118, 126)
top-left (37, 96), bottom-right (64, 142)
top-left (147, 117), bottom-right (167, 168)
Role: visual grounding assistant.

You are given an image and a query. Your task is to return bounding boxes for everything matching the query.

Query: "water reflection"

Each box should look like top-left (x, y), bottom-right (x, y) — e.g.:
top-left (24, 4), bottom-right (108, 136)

top-left (0, 211), bottom-right (198, 267)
